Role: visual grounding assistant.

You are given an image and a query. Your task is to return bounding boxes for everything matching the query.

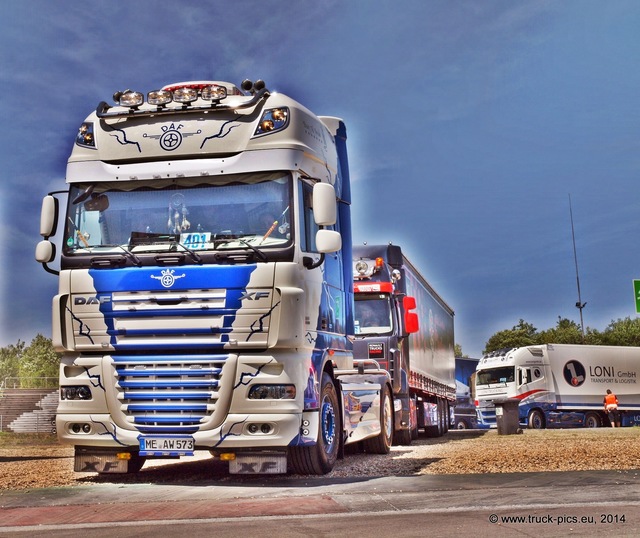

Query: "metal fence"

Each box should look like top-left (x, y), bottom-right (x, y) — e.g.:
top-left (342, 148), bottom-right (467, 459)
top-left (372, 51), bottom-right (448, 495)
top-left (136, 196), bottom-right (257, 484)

top-left (1, 377), bottom-right (58, 390)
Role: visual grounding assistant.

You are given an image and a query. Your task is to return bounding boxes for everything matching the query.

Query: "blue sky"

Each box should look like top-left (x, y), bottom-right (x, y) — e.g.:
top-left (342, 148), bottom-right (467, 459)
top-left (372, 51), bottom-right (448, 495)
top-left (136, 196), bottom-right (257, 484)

top-left (1, 1), bottom-right (639, 358)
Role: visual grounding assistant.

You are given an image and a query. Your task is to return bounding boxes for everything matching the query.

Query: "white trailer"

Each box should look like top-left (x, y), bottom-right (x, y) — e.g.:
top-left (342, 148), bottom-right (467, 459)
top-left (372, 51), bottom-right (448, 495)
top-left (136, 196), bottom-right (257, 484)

top-left (475, 344), bottom-right (640, 428)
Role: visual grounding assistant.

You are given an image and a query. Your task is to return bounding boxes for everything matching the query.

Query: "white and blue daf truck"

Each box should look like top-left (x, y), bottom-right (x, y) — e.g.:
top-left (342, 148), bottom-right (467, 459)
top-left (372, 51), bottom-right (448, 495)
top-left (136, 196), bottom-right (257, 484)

top-left (36, 80), bottom-right (393, 475)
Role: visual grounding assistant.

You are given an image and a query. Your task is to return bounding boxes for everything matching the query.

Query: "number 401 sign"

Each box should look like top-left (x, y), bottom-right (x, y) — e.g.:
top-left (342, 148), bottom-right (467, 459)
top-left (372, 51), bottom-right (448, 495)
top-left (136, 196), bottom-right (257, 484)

top-left (180, 232), bottom-right (211, 250)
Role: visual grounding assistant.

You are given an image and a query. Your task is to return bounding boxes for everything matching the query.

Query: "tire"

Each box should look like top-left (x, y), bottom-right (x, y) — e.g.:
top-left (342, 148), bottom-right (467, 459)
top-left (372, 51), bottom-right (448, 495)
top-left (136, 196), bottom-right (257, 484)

top-left (394, 427), bottom-right (412, 445)
top-left (425, 400), bottom-right (445, 438)
top-left (527, 409), bottom-right (545, 429)
top-left (289, 372), bottom-right (341, 475)
top-left (364, 385), bottom-right (393, 454)
top-left (411, 416), bottom-right (419, 440)
top-left (456, 419), bottom-right (468, 430)
top-left (442, 401), bottom-right (449, 434)
top-left (584, 412), bottom-right (601, 428)
top-left (126, 452), bottom-right (146, 474)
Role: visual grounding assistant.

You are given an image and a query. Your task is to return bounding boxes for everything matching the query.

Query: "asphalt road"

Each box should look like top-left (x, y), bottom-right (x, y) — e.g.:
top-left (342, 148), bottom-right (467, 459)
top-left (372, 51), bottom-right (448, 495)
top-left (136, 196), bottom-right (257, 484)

top-left (1, 469), bottom-right (640, 537)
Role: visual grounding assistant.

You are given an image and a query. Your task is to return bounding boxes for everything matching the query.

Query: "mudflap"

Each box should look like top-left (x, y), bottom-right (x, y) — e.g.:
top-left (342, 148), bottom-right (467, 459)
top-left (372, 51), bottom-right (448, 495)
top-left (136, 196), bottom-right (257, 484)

top-left (229, 452), bottom-right (288, 474)
top-left (74, 447), bottom-right (131, 473)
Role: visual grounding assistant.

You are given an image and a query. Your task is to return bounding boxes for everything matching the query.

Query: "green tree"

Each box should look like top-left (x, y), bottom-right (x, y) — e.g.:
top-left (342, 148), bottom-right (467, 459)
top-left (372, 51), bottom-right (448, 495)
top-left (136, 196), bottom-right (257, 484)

top-left (0, 340), bottom-right (25, 386)
top-left (18, 334), bottom-right (59, 388)
top-left (483, 319), bottom-right (538, 354)
top-left (537, 317), bottom-right (584, 345)
top-left (454, 343), bottom-right (468, 358)
top-left (599, 317), bottom-right (640, 346)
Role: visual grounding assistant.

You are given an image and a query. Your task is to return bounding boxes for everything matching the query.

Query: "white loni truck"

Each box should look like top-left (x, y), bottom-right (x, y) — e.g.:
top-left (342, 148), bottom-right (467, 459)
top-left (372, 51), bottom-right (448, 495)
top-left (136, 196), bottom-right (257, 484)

top-left (475, 344), bottom-right (640, 428)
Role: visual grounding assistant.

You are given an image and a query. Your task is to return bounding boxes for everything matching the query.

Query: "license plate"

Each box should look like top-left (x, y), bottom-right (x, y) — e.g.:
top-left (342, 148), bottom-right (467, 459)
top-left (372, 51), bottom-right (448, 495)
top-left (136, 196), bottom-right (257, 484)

top-left (139, 436), bottom-right (195, 456)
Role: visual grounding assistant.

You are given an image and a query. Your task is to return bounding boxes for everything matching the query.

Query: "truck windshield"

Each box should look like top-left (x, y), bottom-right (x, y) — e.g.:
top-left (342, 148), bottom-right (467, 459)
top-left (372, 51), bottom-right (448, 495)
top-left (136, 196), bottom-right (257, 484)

top-left (354, 294), bottom-right (393, 335)
top-left (63, 172), bottom-right (291, 255)
top-left (476, 366), bottom-right (515, 386)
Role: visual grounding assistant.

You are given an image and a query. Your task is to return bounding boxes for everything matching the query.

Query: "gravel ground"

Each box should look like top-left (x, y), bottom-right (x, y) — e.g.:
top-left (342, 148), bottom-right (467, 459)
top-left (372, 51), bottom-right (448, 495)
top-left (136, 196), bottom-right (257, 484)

top-left (1, 428), bottom-right (640, 491)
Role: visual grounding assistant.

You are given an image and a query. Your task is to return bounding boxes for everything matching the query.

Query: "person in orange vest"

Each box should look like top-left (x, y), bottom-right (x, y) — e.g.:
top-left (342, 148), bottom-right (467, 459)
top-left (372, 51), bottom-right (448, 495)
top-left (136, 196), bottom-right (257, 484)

top-left (603, 389), bottom-right (621, 427)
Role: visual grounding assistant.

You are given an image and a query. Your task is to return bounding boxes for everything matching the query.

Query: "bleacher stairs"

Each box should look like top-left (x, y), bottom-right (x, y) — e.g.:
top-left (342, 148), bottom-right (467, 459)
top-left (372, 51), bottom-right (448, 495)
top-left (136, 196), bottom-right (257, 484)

top-left (0, 388), bottom-right (58, 433)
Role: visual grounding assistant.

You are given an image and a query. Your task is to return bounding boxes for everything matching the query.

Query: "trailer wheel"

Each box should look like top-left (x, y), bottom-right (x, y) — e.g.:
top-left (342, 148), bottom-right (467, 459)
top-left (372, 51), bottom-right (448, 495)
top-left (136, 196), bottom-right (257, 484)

top-left (364, 385), bottom-right (393, 454)
top-left (442, 401), bottom-right (449, 434)
top-left (289, 372), bottom-right (341, 475)
top-left (527, 409), bottom-right (545, 429)
top-left (584, 412), bottom-right (601, 428)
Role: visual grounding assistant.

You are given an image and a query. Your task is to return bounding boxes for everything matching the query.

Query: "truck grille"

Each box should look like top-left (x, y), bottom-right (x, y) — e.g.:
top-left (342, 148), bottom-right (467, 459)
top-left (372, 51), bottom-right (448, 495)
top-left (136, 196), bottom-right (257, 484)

top-left (113, 353), bottom-right (229, 434)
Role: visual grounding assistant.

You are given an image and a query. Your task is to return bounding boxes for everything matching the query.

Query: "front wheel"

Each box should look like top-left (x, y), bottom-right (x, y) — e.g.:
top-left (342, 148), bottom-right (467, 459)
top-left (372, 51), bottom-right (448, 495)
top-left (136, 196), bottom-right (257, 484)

top-left (289, 372), bottom-right (341, 475)
top-left (364, 385), bottom-right (393, 454)
top-left (456, 419), bottom-right (468, 430)
top-left (527, 409), bottom-right (545, 429)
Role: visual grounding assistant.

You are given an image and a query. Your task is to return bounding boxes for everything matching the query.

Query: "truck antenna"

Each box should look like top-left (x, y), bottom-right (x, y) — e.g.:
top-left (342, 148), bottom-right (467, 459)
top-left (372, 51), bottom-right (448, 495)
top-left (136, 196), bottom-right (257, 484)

top-left (569, 194), bottom-right (586, 340)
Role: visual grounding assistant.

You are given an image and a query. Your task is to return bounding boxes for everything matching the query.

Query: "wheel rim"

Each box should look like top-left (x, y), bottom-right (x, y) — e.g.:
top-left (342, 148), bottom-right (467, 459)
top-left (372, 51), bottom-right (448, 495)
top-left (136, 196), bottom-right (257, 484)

top-left (321, 397), bottom-right (336, 450)
top-left (383, 393), bottom-right (393, 439)
top-left (531, 412), bottom-right (543, 429)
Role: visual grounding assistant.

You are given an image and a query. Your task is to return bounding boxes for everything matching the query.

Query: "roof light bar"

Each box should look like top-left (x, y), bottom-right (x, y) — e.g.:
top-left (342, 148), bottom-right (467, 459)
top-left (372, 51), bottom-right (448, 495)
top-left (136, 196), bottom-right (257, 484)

top-left (98, 81), bottom-right (269, 118)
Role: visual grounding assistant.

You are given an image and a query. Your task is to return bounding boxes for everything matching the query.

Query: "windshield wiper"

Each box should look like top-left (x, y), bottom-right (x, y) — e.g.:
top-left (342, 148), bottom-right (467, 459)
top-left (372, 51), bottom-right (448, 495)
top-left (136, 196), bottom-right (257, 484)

top-left (170, 241), bottom-right (203, 264)
top-left (237, 239), bottom-right (267, 262)
top-left (85, 244), bottom-right (142, 267)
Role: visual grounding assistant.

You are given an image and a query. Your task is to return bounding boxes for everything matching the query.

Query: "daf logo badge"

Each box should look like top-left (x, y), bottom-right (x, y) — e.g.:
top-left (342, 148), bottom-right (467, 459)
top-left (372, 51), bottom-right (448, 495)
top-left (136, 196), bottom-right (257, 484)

top-left (150, 269), bottom-right (185, 288)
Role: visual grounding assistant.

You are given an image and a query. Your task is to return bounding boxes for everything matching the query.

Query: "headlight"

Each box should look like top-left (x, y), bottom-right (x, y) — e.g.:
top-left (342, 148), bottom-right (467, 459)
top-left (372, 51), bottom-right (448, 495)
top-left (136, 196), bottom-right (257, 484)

top-left (248, 384), bottom-right (296, 399)
top-left (61, 385), bottom-right (92, 400)
top-left (355, 261), bottom-right (369, 275)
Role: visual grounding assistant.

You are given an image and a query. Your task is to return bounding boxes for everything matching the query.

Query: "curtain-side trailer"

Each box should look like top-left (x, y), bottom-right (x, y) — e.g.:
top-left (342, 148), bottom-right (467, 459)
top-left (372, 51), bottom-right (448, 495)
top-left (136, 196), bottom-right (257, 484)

top-left (475, 344), bottom-right (640, 428)
top-left (351, 244), bottom-right (456, 444)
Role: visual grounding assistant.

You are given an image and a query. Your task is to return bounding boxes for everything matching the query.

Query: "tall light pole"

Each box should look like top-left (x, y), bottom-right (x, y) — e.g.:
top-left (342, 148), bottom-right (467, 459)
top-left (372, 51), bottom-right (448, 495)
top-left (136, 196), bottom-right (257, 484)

top-left (569, 194), bottom-right (586, 340)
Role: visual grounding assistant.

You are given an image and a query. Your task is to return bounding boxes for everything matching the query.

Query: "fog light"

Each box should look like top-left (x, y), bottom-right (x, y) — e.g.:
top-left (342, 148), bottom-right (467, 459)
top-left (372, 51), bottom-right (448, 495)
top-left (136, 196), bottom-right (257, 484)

top-left (254, 107), bottom-right (289, 136)
top-left (248, 423), bottom-right (259, 434)
top-left (82, 423), bottom-right (91, 433)
top-left (261, 424), bottom-right (272, 434)
top-left (71, 423), bottom-right (81, 433)
top-left (76, 122), bottom-right (95, 148)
